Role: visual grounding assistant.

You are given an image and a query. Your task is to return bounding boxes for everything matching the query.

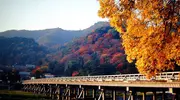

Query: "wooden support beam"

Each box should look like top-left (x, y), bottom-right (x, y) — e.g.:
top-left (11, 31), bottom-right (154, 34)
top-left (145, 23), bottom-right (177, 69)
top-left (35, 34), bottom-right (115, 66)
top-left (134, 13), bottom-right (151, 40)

top-left (123, 91), bottom-right (126, 100)
top-left (64, 86), bottom-right (69, 100)
top-left (142, 91), bottom-right (146, 100)
top-left (55, 86), bottom-right (60, 100)
top-left (102, 89), bottom-right (105, 100)
top-left (22, 85), bottom-right (25, 91)
top-left (43, 85), bottom-right (46, 96)
top-left (61, 88), bottom-right (65, 100)
top-left (33, 85), bottom-right (36, 93)
top-left (26, 85), bottom-right (28, 92)
top-left (23, 85), bottom-right (27, 91)
top-left (49, 85), bottom-right (52, 98)
top-left (153, 91), bottom-right (157, 100)
top-left (128, 90), bottom-right (136, 100)
top-left (82, 88), bottom-right (85, 99)
top-left (132, 91), bottom-right (136, 100)
top-left (76, 87), bottom-right (80, 98)
top-left (112, 90), bottom-right (116, 100)
top-left (98, 89), bottom-right (105, 100)
top-left (34, 85), bottom-right (36, 93)
top-left (169, 88), bottom-right (174, 93)
top-left (46, 85), bottom-right (50, 96)
top-left (72, 87), bottom-right (76, 94)
top-left (162, 91), bottom-right (165, 100)
top-left (92, 88), bottom-right (96, 99)
top-left (28, 85), bottom-right (29, 91)
top-left (78, 87), bottom-right (84, 99)
top-left (85, 88), bottom-right (88, 97)
top-left (68, 88), bottom-right (71, 100)
top-left (52, 86), bottom-right (55, 100)
top-left (70, 87), bottom-right (76, 99)
top-left (38, 85), bottom-right (41, 94)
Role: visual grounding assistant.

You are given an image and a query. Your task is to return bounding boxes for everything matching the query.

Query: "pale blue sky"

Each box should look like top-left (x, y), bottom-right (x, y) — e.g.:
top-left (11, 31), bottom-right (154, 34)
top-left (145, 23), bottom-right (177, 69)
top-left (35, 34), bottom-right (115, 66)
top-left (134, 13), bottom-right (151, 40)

top-left (0, 0), bottom-right (107, 32)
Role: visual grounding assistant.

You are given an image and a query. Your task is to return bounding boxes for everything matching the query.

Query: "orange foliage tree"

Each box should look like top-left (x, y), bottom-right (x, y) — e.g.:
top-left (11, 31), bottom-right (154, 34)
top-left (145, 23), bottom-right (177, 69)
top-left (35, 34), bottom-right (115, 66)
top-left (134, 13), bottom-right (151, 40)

top-left (98, 0), bottom-right (180, 78)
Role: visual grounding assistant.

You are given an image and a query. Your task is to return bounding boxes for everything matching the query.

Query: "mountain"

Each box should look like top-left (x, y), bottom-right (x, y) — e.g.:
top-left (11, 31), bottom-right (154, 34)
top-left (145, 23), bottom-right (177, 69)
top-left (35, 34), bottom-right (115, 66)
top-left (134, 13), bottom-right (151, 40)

top-left (46, 26), bottom-right (137, 76)
top-left (0, 25), bottom-right (137, 77)
top-left (0, 37), bottom-right (47, 66)
top-left (0, 21), bottom-right (110, 46)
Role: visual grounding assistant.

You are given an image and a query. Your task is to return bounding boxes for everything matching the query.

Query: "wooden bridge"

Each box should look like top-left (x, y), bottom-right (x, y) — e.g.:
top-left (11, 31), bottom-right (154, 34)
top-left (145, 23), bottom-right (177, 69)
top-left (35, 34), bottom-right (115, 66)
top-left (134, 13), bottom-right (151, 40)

top-left (22, 71), bottom-right (180, 100)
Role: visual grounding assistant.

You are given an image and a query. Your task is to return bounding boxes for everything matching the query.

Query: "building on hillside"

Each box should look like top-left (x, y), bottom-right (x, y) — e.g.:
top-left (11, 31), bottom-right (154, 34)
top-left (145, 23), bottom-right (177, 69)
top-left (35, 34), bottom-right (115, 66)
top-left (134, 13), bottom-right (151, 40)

top-left (26, 64), bottom-right (36, 68)
top-left (19, 71), bottom-right (30, 80)
top-left (44, 73), bottom-right (54, 78)
top-left (13, 65), bottom-right (24, 69)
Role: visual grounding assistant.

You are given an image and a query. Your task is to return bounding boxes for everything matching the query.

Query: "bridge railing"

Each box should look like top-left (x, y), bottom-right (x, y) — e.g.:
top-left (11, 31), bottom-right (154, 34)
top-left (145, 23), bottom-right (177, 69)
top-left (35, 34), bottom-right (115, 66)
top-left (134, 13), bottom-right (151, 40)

top-left (23, 71), bottom-right (180, 84)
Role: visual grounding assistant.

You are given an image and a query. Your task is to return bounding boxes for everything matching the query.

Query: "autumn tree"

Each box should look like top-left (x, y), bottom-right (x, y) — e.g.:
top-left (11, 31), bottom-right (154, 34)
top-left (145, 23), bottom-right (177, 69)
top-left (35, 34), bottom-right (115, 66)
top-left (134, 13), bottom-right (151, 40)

top-left (98, 0), bottom-right (180, 77)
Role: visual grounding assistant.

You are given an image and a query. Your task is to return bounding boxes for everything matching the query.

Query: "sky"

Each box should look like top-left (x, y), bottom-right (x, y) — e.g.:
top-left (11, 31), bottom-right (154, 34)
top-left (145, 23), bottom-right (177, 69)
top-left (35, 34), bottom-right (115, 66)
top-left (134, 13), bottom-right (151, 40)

top-left (0, 0), bottom-right (107, 32)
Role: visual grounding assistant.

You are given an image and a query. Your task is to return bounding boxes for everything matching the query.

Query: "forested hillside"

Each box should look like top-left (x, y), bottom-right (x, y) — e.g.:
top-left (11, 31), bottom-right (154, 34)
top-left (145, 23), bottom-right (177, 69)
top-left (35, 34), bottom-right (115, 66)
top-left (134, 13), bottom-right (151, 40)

top-left (0, 26), bottom-right (138, 77)
top-left (47, 26), bottom-right (137, 76)
top-left (0, 37), bottom-right (47, 66)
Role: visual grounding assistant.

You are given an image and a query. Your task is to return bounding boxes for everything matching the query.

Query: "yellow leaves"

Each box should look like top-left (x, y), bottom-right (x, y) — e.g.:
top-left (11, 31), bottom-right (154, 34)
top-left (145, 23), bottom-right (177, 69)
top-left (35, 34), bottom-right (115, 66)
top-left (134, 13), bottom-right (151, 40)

top-left (98, 0), bottom-right (118, 18)
top-left (98, 0), bottom-right (180, 78)
top-left (176, 57), bottom-right (180, 66)
top-left (178, 28), bottom-right (180, 33)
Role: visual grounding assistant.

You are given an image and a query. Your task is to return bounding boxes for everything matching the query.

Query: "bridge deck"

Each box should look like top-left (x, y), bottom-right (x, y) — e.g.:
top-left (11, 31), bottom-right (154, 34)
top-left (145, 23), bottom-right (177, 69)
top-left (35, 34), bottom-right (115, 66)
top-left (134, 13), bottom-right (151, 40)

top-left (23, 80), bottom-right (180, 88)
top-left (23, 71), bottom-right (180, 88)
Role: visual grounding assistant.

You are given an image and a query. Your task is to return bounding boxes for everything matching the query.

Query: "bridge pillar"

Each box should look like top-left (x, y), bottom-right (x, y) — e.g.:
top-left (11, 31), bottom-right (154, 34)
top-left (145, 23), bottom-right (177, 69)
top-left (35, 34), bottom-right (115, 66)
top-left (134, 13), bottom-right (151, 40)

top-left (84, 88), bottom-right (88, 97)
top-left (25, 85), bottom-right (28, 92)
top-left (25, 85), bottom-right (27, 91)
top-left (27, 85), bottom-right (29, 92)
top-left (49, 85), bottom-right (52, 98)
top-left (153, 91), bottom-right (157, 100)
top-left (142, 91), bottom-right (146, 100)
top-left (22, 84), bottom-right (25, 91)
top-left (41, 85), bottom-right (45, 94)
top-left (131, 91), bottom-right (137, 100)
top-left (162, 91), bottom-right (165, 100)
top-left (76, 87), bottom-right (80, 98)
top-left (38, 85), bottom-right (42, 94)
top-left (28, 85), bottom-right (31, 92)
top-left (123, 90), bottom-right (127, 100)
top-left (35, 85), bottom-right (38, 93)
top-left (55, 85), bottom-right (60, 100)
top-left (70, 87), bottom-right (76, 99)
top-left (92, 88), bottom-right (96, 99)
top-left (171, 88), bottom-right (180, 100)
top-left (36, 85), bottom-right (39, 94)
top-left (169, 88), bottom-right (179, 100)
top-left (64, 86), bottom-right (71, 100)
top-left (112, 90), bottom-right (116, 100)
top-left (100, 89), bottom-right (105, 100)
top-left (82, 87), bottom-right (85, 99)
top-left (29, 85), bottom-right (32, 92)
top-left (126, 87), bottom-right (136, 100)
top-left (61, 87), bottom-right (66, 100)
top-left (33, 85), bottom-right (36, 93)
top-left (24, 84), bottom-right (27, 91)
top-left (52, 85), bottom-right (57, 99)
top-left (169, 88), bottom-right (174, 93)
top-left (35, 85), bottom-right (38, 94)
top-left (45, 85), bottom-right (49, 96)
top-left (77, 87), bottom-right (85, 99)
